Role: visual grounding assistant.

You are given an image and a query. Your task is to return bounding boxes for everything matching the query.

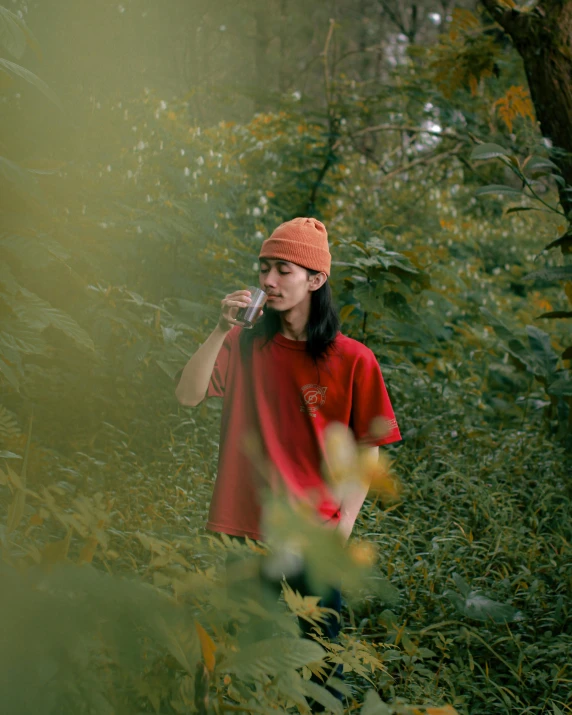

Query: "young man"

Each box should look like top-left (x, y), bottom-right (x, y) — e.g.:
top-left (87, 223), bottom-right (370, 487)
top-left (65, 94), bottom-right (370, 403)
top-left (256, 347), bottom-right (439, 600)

top-left (175, 217), bottom-right (401, 543)
top-left (175, 217), bottom-right (401, 697)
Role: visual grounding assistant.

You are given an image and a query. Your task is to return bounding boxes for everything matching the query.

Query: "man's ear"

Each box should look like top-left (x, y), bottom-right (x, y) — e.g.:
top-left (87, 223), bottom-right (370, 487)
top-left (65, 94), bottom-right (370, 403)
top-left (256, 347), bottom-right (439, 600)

top-left (309, 272), bottom-right (328, 291)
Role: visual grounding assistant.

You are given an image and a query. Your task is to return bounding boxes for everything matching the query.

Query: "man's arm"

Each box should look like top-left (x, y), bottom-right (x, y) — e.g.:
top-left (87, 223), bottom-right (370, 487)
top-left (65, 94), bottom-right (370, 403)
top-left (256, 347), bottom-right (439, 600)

top-left (336, 446), bottom-right (379, 542)
top-left (175, 323), bottom-right (229, 407)
top-left (175, 288), bottom-right (257, 407)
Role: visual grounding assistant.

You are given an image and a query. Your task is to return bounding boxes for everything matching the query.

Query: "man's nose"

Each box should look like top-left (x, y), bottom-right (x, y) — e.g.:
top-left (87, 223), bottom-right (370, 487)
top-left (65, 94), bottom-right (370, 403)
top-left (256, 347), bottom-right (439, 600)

top-left (263, 270), bottom-right (278, 288)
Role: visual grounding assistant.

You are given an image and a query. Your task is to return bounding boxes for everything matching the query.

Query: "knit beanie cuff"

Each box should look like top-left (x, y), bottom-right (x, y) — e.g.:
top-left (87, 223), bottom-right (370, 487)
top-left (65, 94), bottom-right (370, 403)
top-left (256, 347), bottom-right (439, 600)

top-left (259, 238), bottom-right (331, 276)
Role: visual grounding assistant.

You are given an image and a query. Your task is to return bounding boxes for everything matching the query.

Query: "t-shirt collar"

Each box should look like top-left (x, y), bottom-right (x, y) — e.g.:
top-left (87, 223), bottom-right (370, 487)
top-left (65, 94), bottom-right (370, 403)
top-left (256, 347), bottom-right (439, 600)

top-left (272, 332), bottom-right (307, 350)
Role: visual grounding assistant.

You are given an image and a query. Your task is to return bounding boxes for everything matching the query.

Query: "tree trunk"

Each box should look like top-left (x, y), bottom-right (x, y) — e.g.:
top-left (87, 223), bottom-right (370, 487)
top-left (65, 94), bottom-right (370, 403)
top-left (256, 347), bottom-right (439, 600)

top-left (481, 1), bottom-right (572, 219)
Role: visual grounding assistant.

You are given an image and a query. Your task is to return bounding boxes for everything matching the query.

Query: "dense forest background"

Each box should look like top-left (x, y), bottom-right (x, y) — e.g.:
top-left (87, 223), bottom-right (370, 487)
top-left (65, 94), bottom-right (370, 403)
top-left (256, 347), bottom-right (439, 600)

top-left (1, 1), bottom-right (571, 714)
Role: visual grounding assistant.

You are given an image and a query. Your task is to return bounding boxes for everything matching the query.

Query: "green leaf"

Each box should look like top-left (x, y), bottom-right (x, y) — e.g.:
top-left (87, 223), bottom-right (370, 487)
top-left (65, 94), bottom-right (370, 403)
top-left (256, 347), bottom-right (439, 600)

top-left (445, 590), bottom-right (523, 623)
top-left (547, 376), bottom-right (572, 397)
top-left (0, 7), bottom-right (39, 60)
top-left (155, 360), bottom-right (180, 380)
top-left (367, 576), bottom-right (400, 605)
top-left (526, 325), bottom-right (558, 377)
top-left (0, 58), bottom-right (62, 110)
top-left (0, 234), bottom-right (71, 265)
top-left (361, 690), bottom-right (392, 715)
top-left (10, 290), bottom-right (95, 351)
top-left (0, 7), bottom-right (27, 59)
top-left (0, 405), bottom-right (20, 438)
top-left (524, 155), bottom-right (561, 174)
top-left (300, 679), bottom-right (344, 715)
top-left (0, 156), bottom-right (43, 203)
top-left (524, 266), bottom-right (572, 282)
top-left (475, 184), bottom-right (522, 198)
top-left (0, 450), bottom-right (22, 459)
top-left (505, 206), bottom-right (542, 214)
top-left (452, 573), bottom-right (471, 597)
top-left (123, 338), bottom-right (151, 376)
top-left (536, 311), bottom-right (572, 319)
top-left (479, 308), bottom-right (537, 374)
top-left (0, 322), bottom-right (49, 355)
top-left (542, 233), bottom-right (572, 253)
top-left (223, 637), bottom-right (326, 679)
top-left (470, 143), bottom-right (511, 161)
top-left (0, 357), bottom-right (20, 390)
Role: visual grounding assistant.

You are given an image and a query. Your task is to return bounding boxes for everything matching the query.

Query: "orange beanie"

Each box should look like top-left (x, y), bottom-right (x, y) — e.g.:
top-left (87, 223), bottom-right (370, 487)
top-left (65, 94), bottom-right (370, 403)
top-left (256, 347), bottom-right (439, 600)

top-left (258, 217), bottom-right (331, 276)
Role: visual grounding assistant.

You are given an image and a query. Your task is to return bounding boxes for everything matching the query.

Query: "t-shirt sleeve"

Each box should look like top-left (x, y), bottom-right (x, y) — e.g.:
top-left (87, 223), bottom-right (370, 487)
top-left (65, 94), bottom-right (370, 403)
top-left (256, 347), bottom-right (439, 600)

top-left (350, 349), bottom-right (402, 447)
top-left (206, 330), bottom-right (234, 399)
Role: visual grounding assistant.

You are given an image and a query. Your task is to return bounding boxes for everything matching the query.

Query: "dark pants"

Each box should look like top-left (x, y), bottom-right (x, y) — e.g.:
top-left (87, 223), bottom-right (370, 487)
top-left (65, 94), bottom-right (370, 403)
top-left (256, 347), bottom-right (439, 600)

top-left (223, 538), bottom-right (344, 711)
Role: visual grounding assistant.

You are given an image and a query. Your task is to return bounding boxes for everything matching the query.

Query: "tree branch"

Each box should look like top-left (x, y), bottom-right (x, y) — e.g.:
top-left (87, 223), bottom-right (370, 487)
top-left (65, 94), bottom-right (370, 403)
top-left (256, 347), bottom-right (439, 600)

top-left (479, 0), bottom-right (537, 36)
top-left (379, 142), bottom-right (463, 182)
top-left (352, 123), bottom-right (462, 140)
top-left (321, 18), bottom-right (336, 106)
top-left (378, 0), bottom-right (408, 36)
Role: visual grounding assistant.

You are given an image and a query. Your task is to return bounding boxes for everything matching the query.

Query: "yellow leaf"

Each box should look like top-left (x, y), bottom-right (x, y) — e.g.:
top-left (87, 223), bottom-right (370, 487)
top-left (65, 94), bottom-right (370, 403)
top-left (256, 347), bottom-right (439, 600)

top-left (78, 535), bottom-right (98, 564)
top-left (194, 621), bottom-right (217, 672)
top-left (536, 299), bottom-right (552, 311)
top-left (426, 707), bottom-right (459, 715)
top-left (493, 86), bottom-right (535, 132)
top-left (41, 530), bottom-right (72, 565)
top-left (339, 304), bottom-right (356, 322)
top-left (348, 541), bottom-right (377, 567)
top-left (6, 489), bottom-right (26, 534)
top-left (6, 464), bottom-right (24, 490)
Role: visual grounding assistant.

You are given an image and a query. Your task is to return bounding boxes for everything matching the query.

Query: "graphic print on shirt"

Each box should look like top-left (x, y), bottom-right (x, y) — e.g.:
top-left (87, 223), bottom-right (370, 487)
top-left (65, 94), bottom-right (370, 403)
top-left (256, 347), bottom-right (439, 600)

top-left (300, 384), bottom-right (327, 417)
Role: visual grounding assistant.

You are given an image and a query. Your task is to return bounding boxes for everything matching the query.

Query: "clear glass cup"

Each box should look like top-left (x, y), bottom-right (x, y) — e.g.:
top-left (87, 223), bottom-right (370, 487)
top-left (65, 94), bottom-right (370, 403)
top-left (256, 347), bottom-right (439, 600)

top-left (234, 286), bottom-right (267, 329)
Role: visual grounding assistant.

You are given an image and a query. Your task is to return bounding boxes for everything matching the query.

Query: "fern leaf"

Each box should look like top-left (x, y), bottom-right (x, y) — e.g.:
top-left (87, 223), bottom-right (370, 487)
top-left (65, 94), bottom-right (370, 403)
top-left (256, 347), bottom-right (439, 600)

top-left (0, 357), bottom-right (20, 390)
top-left (9, 289), bottom-right (94, 351)
top-left (0, 404), bottom-right (20, 438)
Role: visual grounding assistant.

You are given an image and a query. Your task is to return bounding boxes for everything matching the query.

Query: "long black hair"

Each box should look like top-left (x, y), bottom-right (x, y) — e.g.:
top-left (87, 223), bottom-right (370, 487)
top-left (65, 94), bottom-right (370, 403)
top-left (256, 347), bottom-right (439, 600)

top-left (239, 269), bottom-right (340, 364)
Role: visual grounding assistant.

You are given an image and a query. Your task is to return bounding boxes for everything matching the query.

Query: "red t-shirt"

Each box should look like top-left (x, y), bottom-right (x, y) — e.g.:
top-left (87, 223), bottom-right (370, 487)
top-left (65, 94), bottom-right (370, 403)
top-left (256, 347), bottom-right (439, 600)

top-left (205, 328), bottom-right (401, 540)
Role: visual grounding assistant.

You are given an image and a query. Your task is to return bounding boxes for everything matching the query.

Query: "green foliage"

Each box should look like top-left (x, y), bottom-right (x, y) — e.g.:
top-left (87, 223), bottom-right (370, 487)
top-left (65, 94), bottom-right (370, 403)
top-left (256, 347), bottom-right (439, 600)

top-left (470, 139), bottom-right (572, 438)
top-left (1, 4), bottom-right (571, 713)
top-left (358, 425), bottom-right (571, 714)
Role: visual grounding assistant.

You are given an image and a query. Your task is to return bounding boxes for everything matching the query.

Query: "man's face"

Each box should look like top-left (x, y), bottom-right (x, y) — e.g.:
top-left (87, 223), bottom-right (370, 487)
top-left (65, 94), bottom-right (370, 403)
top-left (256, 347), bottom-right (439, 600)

top-left (258, 258), bottom-right (318, 312)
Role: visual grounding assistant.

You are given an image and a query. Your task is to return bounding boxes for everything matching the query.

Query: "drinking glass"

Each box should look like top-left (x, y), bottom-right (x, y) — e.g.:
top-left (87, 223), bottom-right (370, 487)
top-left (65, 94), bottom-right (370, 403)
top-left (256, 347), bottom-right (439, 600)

top-left (234, 286), bottom-right (267, 328)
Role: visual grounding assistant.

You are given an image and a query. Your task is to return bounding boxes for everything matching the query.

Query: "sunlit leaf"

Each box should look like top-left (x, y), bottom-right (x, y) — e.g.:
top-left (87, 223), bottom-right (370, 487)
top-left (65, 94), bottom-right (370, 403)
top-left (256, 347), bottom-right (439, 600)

top-left (0, 7), bottom-right (27, 59)
top-left (41, 530), bottom-right (72, 565)
top-left (0, 58), bottom-right (62, 109)
top-left (361, 690), bottom-right (391, 715)
top-left (194, 621), bottom-right (217, 672)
